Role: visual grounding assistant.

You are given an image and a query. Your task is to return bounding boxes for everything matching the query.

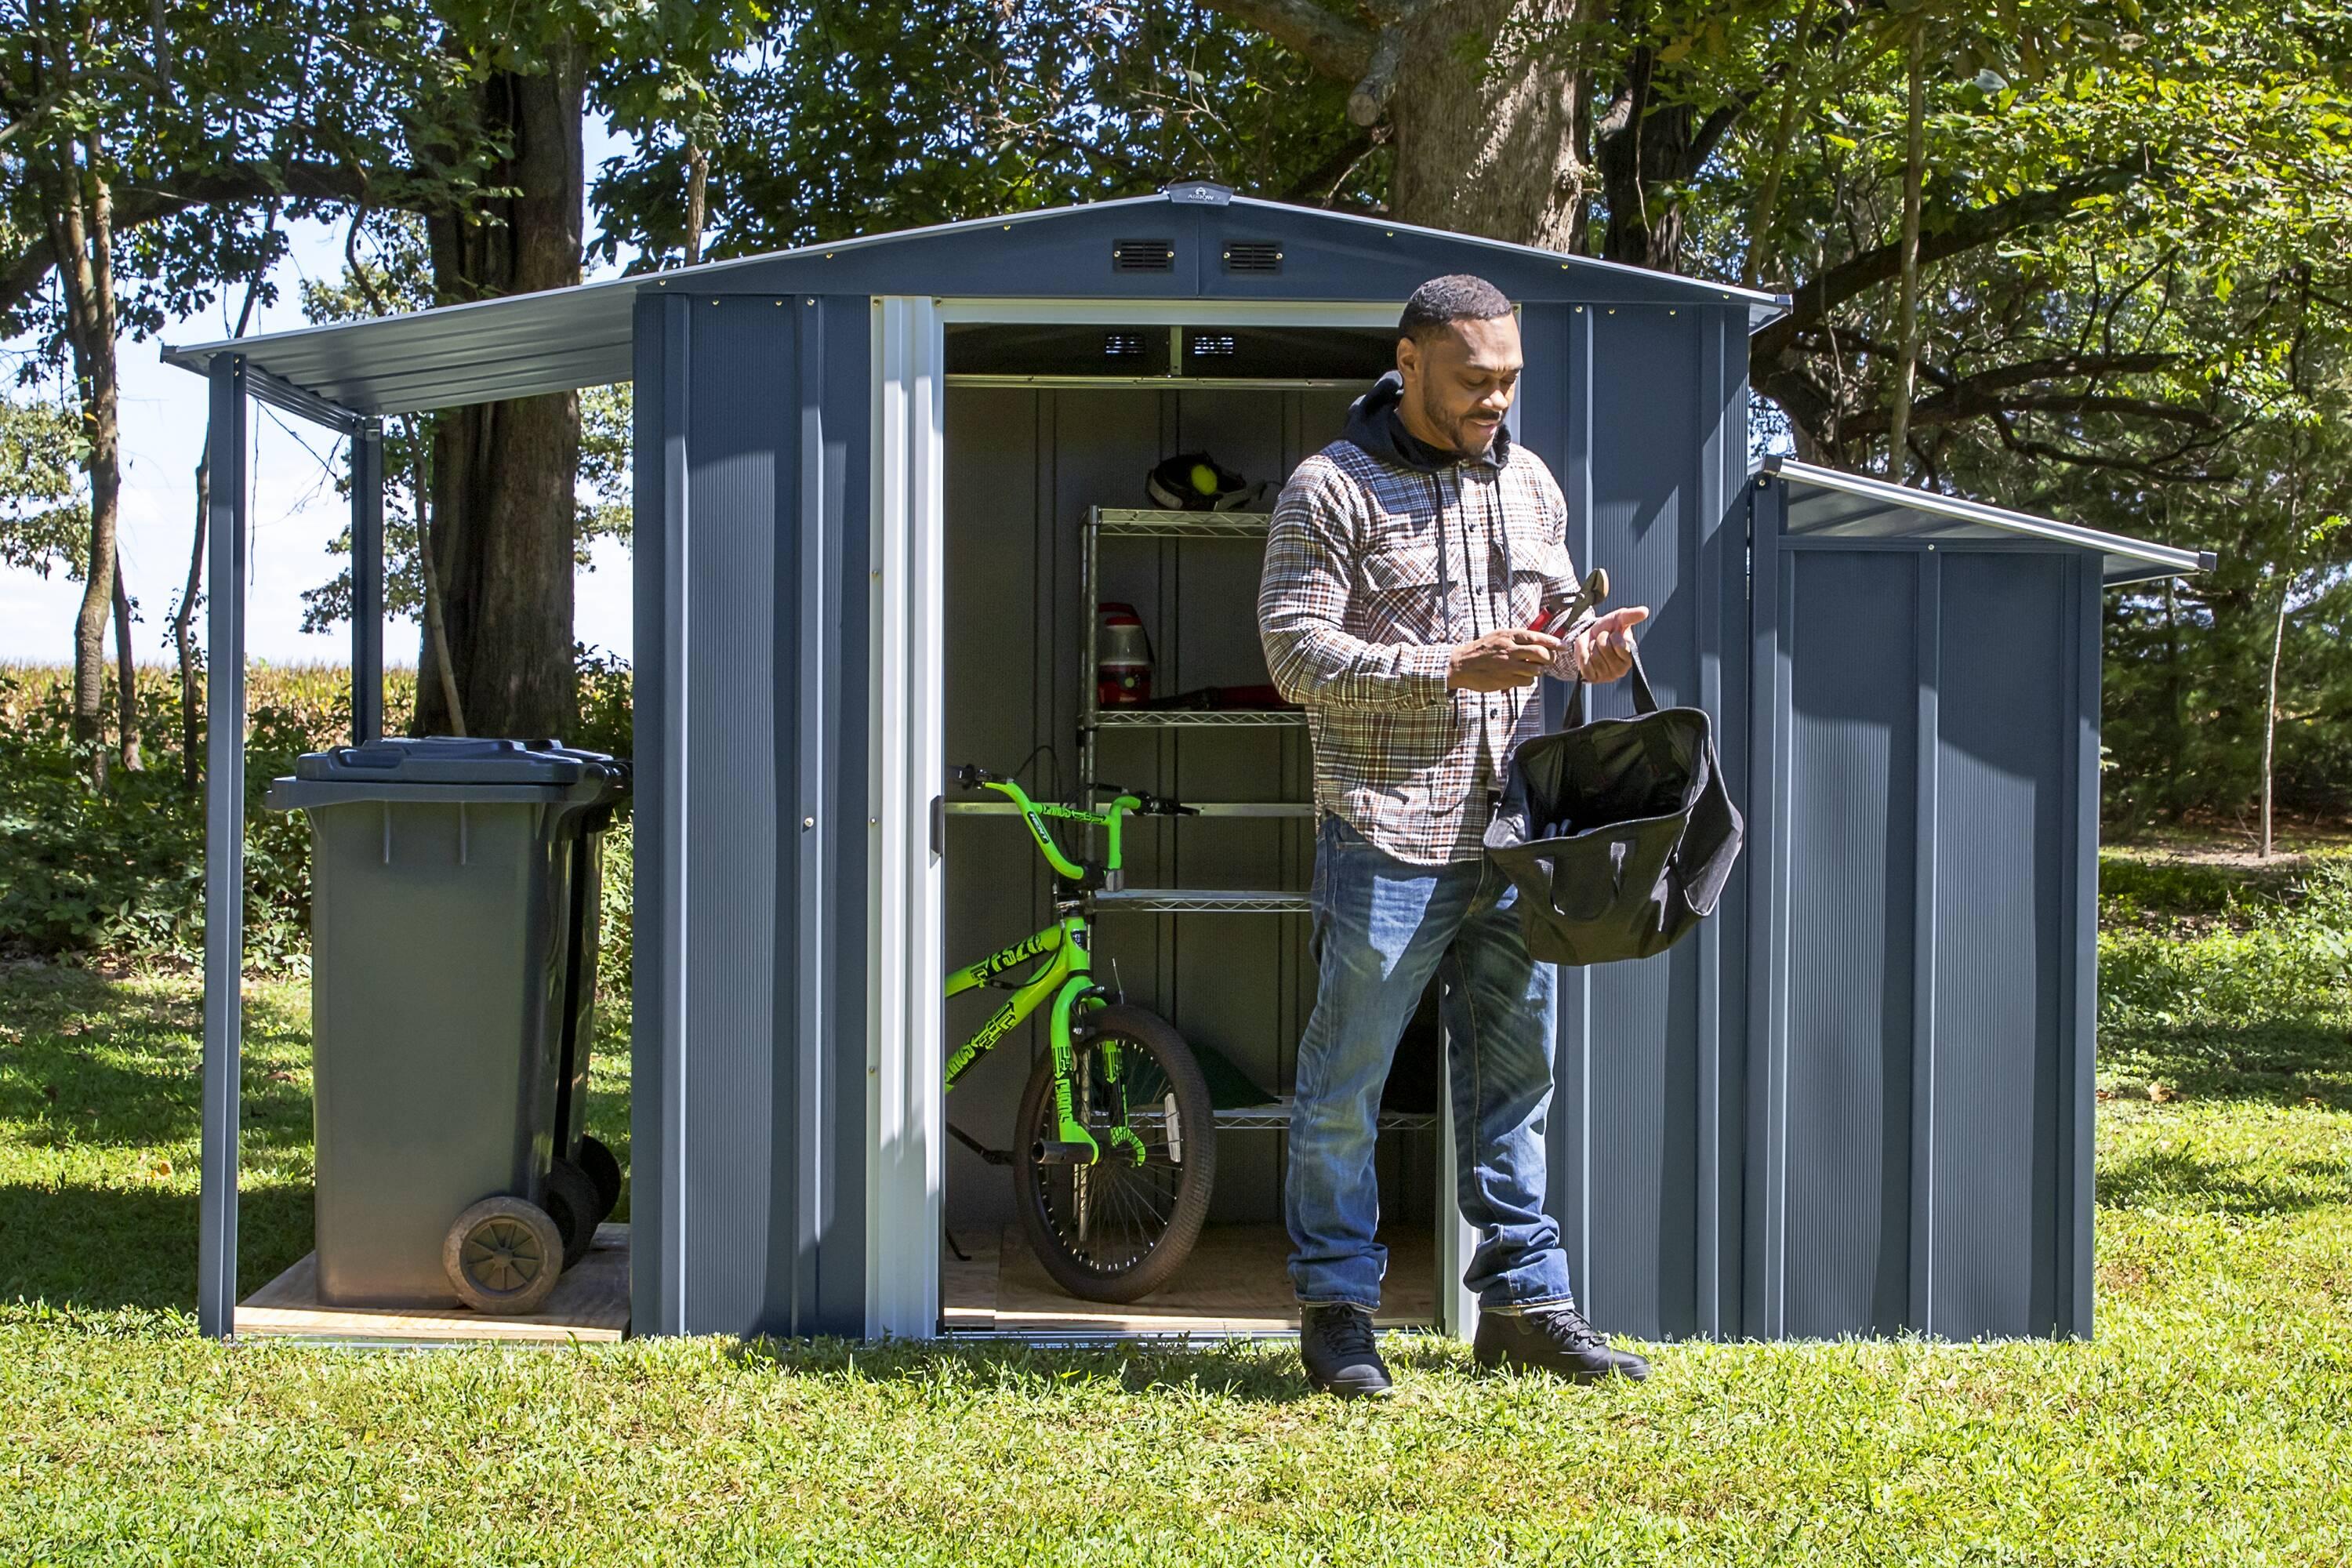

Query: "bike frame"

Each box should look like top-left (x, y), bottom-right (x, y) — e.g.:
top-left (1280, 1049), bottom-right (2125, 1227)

top-left (942, 776), bottom-right (1145, 1165)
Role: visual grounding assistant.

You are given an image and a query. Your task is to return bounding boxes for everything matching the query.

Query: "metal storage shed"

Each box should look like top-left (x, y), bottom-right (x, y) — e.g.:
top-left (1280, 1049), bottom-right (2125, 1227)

top-left (164, 183), bottom-right (2201, 1348)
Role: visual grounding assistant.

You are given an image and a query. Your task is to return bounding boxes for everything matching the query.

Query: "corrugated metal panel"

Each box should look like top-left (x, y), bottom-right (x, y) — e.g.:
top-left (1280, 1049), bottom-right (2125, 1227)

top-left (1777, 550), bottom-right (1918, 1337)
top-left (679, 299), bottom-right (789, 1334)
top-left (1747, 473), bottom-right (2104, 1341)
top-left (1523, 301), bottom-right (1751, 1343)
top-left (1927, 551), bottom-right (2074, 1337)
top-left (633, 293), bottom-right (873, 1339)
top-left (161, 191), bottom-right (1786, 418)
top-left (630, 295), bottom-right (688, 1335)
top-left (815, 296), bottom-right (877, 1337)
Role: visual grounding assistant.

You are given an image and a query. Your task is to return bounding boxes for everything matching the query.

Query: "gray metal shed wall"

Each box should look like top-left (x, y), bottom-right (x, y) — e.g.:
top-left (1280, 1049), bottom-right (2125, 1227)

top-left (631, 291), bottom-right (870, 1339)
top-left (1745, 477), bottom-right (2098, 1341)
top-left (1520, 301), bottom-right (1754, 1341)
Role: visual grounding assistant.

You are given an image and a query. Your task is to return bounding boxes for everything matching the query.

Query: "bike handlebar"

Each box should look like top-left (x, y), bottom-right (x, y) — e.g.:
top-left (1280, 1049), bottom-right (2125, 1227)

top-left (949, 764), bottom-right (1197, 885)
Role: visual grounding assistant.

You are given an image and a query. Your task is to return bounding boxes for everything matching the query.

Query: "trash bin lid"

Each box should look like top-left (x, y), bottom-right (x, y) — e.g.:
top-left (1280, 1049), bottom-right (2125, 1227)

top-left (292, 736), bottom-right (624, 788)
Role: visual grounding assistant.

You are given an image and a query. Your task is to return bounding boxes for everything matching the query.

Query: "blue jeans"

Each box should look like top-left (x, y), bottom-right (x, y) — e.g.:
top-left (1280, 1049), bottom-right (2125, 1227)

top-left (1287, 814), bottom-right (1573, 1311)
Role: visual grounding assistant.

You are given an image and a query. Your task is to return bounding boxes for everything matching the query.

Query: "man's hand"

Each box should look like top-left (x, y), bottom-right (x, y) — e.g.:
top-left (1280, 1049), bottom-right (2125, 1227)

top-left (1446, 627), bottom-right (1562, 691)
top-left (1570, 607), bottom-right (1650, 682)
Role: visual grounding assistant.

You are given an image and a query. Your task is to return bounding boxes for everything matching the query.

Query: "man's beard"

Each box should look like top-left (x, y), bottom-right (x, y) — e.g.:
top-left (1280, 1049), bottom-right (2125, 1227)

top-left (1409, 393), bottom-right (1498, 458)
top-left (1439, 410), bottom-right (1500, 456)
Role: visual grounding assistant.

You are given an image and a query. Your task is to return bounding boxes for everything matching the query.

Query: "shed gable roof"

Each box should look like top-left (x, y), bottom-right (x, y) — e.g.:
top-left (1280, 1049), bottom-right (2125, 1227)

top-left (162, 184), bottom-right (1787, 422)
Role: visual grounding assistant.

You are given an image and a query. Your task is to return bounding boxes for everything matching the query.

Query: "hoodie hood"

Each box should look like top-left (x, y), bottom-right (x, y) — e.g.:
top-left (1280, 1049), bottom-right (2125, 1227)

top-left (1341, 371), bottom-right (1510, 473)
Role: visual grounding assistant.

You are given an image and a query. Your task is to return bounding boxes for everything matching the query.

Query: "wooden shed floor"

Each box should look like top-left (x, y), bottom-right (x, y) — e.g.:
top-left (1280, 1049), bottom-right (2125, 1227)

top-left (942, 1222), bottom-right (1435, 1336)
top-left (237, 1221), bottom-right (630, 1344)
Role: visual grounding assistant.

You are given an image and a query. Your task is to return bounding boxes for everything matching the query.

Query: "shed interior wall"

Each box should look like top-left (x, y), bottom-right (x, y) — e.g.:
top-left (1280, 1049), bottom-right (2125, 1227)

top-left (938, 343), bottom-right (1443, 1321)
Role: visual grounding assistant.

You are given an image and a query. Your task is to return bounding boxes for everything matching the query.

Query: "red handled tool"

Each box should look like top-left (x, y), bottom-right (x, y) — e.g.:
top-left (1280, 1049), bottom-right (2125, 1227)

top-left (1530, 566), bottom-right (1610, 637)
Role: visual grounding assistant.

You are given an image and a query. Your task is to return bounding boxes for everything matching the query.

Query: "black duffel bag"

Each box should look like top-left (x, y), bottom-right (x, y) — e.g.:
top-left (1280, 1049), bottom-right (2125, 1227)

top-left (1484, 649), bottom-right (1743, 967)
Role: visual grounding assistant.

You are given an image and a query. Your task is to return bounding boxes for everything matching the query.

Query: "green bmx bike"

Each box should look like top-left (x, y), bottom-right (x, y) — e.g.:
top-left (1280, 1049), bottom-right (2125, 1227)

top-left (946, 764), bottom-right (1217, 1303)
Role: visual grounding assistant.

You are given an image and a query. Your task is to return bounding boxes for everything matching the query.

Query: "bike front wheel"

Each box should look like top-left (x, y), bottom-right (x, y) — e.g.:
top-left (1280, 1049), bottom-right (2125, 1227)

top-left (1014, 1004), bottom-right (1216, 1304)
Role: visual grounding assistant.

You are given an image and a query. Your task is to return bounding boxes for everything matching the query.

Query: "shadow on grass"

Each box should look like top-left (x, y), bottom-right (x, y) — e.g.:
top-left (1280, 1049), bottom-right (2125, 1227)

top-left (2097, 1145), bottom-right (2352, 1218)
top-left (2100, 1017), bottom-right (2352, 1108)
top-left (0, 1179), bottom-right (313, 1312)
top-left (726, 1327), bottom-right (1475, 1403)
top-left (0, 964), bottom-right (315, 1153)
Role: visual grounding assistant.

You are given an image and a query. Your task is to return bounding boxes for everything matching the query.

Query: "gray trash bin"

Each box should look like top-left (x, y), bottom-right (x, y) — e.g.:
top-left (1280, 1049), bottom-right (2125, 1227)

top-left (267, 737), bottom-right (630, 1313)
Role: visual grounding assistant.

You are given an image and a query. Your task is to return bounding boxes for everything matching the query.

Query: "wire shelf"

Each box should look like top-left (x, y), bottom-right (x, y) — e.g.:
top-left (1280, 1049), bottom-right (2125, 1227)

top-left (1091, 707), bottom-right (1306, 729)
top-left (1088, 507), bottom-right (1272, 540)
top-left (1091, 888), bottom-right (1310, 915)
top-left (1116, 1100), bottom-right (1439, 1134)
top-left (945, 800), bottom-right (1312, 818)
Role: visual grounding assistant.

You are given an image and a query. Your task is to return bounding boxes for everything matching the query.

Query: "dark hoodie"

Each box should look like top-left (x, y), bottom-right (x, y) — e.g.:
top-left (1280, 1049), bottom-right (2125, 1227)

top-left (1341, 370), bottom-right (1510, 472)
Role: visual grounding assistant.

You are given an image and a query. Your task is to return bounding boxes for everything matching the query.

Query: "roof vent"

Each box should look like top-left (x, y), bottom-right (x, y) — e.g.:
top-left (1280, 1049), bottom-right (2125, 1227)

top-left (1113, 239), bottom-right (1175, 273)
top-left (1222, 241), bottom-right (1283, 274)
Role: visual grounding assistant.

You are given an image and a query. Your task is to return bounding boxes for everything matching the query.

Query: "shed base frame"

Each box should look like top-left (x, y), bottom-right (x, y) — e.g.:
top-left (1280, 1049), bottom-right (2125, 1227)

top-left (941, 1222), bottom-right (1435, 1337)
top-left (236, 1221), bottom-right (630, 1345)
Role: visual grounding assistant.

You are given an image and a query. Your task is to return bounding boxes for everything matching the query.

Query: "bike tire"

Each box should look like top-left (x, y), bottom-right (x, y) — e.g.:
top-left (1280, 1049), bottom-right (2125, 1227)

top-left (1014, 1004), bottom-right (1216, 1305)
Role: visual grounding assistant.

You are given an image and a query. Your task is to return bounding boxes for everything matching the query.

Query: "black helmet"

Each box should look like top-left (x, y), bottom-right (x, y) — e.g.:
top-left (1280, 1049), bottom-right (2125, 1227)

top-left (1146, 452), bottom-right (1259, 512)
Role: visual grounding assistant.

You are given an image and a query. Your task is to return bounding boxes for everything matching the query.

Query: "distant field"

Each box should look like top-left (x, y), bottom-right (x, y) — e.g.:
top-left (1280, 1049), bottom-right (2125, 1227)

top-left (0, 662), bottom-right (419, 738)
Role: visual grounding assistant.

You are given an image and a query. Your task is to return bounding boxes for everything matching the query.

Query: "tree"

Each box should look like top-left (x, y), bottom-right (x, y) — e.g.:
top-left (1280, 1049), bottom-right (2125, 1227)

top-left (401, 0), bottom-right (765, 739)
top-left (296, 213), bottom-right (632, 648)
top-left (4, 0), bottom-right (470, 781)
top-left (0, 390), bottom-right (88, 580)
top-left (592, 1), bottom-right (1369, 265)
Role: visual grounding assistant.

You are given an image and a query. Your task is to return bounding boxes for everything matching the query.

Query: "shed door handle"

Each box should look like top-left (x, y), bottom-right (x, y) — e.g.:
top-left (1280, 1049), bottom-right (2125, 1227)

top-left (930, 794), bottom-right (944, 858)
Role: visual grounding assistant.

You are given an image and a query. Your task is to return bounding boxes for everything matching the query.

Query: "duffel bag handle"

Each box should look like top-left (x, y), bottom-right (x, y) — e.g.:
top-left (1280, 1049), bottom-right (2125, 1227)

top-left (1564, 643), bottom-right (1660, 728)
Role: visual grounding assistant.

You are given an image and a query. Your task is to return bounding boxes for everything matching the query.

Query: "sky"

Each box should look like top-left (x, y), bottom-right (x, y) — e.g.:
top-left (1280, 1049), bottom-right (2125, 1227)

top-left (0, 118), bottom-right (637, 668)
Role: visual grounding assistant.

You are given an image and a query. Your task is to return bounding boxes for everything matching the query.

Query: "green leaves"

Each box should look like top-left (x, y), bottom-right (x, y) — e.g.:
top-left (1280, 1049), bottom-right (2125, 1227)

top-left (0, 397), bottom-right (90, 582)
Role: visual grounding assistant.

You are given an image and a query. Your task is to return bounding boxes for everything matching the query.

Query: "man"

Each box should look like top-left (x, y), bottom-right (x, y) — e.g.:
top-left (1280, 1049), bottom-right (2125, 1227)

top-left (1258, 274), bottom-right (1653, 1399)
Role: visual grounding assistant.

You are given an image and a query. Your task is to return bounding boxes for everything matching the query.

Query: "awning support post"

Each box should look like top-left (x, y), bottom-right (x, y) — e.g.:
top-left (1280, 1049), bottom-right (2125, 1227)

top-left (351, 418), bottom-right (384, 745)
top-left (198, 354), bottom-right (249, 1339)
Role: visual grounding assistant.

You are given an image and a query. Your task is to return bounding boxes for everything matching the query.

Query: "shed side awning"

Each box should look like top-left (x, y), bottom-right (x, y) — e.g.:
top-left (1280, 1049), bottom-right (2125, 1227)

top-left (1762, 456), bottom-right (2215, 586)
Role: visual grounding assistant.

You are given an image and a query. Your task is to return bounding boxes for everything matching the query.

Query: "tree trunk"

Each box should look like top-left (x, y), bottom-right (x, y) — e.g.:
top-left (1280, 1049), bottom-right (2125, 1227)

top-left (50, 143), bottom-right (123, 783)
top-left (412, 416), bottom-right (466, 735)
top-left (111, 557), bottom-right (140, 772)
top-left (1884, 17), bottom-right (1927, 479)
top-left (1385, 0), bottom-right (1595, 249)
top-left (1595, 45), bottom-right (1700, 270)
top-left (176, 449), bottom-right (207, 788)
top-left (2260, 584), bottom-right (2285, 860)
top-left (414, 40), bottom-right (586, 740)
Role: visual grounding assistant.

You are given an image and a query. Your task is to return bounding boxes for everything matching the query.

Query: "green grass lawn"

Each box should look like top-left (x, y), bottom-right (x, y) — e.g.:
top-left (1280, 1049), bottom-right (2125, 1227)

top-left (3, 856), bottom-right (2350, 1564)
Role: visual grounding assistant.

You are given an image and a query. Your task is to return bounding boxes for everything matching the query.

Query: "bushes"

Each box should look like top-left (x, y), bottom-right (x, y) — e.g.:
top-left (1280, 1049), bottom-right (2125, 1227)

top-left (2099, 854), bottom-right (2352, 1096)
top-left (0, 657), bottom-right (633, 990)
top-left (0, 666), bottom-right (367, 967)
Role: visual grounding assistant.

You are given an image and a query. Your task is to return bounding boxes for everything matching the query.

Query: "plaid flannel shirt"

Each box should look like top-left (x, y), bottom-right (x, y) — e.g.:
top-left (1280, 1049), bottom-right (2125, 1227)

top-left (1258, 434), bottom-right (1585, 866)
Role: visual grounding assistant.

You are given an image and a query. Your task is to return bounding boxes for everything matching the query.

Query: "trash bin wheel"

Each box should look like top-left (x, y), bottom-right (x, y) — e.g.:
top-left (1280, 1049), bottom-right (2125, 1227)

top-left (444, 1196), bottom-right (564, 1315)
top-left (575, 1134), bottom-right (623, 1219)
top-left (543, 1157), bottom-right (603, 1269)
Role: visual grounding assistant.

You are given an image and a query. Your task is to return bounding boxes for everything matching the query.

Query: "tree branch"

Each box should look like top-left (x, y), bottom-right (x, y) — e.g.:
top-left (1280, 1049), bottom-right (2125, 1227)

top-left (0, 158), bottom-right (389, 328)
top-left (1279, 127), bottom-right (1384, 206)
top-left (1985, 406), bottom-right (2232, 481)
top-left (1347, 24), bottom-right (1411, 126)
top-left (1189, 0), bottom-right (1373, 83)
top-left (1752, 160), bottom-right (2153, 362)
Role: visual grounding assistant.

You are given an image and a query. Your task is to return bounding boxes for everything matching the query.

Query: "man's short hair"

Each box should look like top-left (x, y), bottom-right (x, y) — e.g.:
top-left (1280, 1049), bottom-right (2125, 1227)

top-left (1399, 274), bottom-right (1513, 343)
